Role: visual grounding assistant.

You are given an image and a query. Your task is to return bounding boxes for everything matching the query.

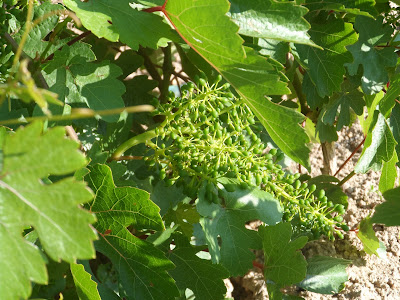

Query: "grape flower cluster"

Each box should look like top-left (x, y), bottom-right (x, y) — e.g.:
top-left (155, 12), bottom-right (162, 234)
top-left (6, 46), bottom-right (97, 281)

top-left (143, 77), bottom-right (347, 240)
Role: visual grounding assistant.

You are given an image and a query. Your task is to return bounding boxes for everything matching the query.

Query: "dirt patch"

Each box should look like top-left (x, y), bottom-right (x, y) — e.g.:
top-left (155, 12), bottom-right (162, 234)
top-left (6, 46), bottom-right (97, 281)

top-left (227, 122), bottom-right (400, 299)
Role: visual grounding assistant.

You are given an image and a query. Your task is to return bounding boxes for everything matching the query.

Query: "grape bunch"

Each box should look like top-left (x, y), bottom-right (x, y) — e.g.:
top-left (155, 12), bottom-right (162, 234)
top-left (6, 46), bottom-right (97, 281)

top-left (143, 77), bottom-right (347, 239)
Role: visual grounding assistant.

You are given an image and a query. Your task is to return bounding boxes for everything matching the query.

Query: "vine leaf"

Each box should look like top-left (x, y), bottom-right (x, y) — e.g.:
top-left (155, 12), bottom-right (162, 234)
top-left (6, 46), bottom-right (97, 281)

top-left (228, 0), bottom-right (316, 46)
top-left (346, 16), bottom-right (397, 94)
top-left (390, 103), bottom-right (400, 167)
top-left (43, 44), bottom-right (125, 122)
top-left (197, 180), bottom-right (282, 276)
top-left (70, 263), bottom-right (101, 300)
top-left (64, 0), bottom-right (176, 50)
top-left (260, 222), bottom-right (308, 286)
top-left (295, 19), bottom-right (357, 98)
top-left (15, 3), bottom-right (68, 59)
top-left (320, 80), bottom-right (365, 130)
top-left (0, 122), bottom-right (96, 300)
top-left (355, 111), bottom-right (396, 173)
top-left (164, 203), bottom-right (200, 237)
top-left (298, 256), bottom-right (350, 294)
top-left (379, 152), bottom-right (398, 193)
top-left (379, 73), bottom-right (400, 118)
top-left (86, 164), bottom-right (179, 299)
top-left (371, 187), bottom-right (400, 226)
top-left (164, 0), bottom-right (311, 168)
top-left (357, 217), bottom-right (383, 256)
top-left (167, 234), bottom-right (229, 300)
top-left (303, 0), bottom-right (376, 17)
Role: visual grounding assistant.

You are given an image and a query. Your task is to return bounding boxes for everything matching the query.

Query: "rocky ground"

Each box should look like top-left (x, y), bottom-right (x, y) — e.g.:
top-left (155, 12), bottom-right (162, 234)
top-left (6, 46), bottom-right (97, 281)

top-left (226, 123), bottom-right (400, 299)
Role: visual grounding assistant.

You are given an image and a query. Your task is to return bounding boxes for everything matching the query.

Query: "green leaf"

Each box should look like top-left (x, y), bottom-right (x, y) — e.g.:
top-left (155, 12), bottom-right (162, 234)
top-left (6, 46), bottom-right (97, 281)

top-left (303, 0), bottom-right (376, 17)
top-left (315, 118), bottom-right (338, 143)
top-left (371, 187), bottom-right (400, 226)
top-left (70, 263), bottom-right (101, 300)
top-left (258, 39), bottom-right (290, 65)
top-left (379, 152), bottom-right (398, 193)
top-left (0, 122), bottom-right (96, 300)
top-left (390, 103), bottom-right (400, 165)
top-left (150, 181), bottom-right (191, 216)
top-left (260, 222), bottom-right (308, 286)
top-left (167, 234), bottom-right (229, 300)
top-left (298, 256), bottom-right (350, 294)
top-left (357, 217), bottom-right (380, 255)
top-left (302, 73), bottom-right (328, 110)
top-left (346, 16), bottom-right (397, 94)
top-left (197, 181), bottom-right (282, 275)
top-left (16, 3), bottom-right (69, 59)
top-left (295, 19), bottom-right (357, 97)
top-left (164, 0), bottom-right (311, 168)
top-left (86, 164), bottom-right (179, 299)
top-left (379, 73), bottom-right (400, 118)
top-left (64, 0), bottom-right (176, 50)
top-left (355, 111), bottom-right (397, 173)
top-left (43, 44), bottom-right (125, 122)
top-left (164, 203), bottom-right (200, 238)
top-left (320, 81), bottom-right (365, 130)
top-left (228, 0), bottom-right (316, 46)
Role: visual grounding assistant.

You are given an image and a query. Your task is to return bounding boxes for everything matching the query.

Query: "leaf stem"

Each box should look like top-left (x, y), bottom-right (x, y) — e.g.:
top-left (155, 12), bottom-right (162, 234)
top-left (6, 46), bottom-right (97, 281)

top-left (0, 105), bottom-right (154, 126)
top-left (338, 171), bottom-right (355, 187)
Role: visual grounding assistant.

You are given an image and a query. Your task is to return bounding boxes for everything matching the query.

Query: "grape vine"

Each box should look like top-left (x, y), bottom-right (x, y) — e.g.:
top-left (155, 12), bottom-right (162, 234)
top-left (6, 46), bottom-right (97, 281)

top-left (1, 0), bottom-right (400, 299)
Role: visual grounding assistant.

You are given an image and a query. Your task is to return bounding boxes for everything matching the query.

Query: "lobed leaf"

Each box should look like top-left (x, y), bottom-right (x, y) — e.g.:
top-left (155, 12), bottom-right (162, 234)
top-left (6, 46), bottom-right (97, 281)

top-left (64, 0), bottom-right (176, 50)
top-left (0, 122), bottom-right (96, 299)
top-left (197, 180), bottom-right (282, 275)
top-left (295, 19), bottom-right (358, 98)
top-left (260, 222), bottom-right (308, 286)
top-left (167, 234), bottom-right (229, 300)
top-left (86, 164), bottom-right (179, 299)
top-left (346, 16), bottom-right (397, 95)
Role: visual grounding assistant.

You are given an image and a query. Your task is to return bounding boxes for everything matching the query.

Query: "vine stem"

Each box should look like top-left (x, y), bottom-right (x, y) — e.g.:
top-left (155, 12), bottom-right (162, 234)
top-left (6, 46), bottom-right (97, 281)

top-left (334, 136), bottom-right (366, 177)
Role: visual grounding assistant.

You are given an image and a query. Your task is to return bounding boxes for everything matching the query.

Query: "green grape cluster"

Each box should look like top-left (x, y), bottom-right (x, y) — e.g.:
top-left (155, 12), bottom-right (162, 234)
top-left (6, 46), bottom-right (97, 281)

top-left (144, 77), bottom-right (347, 239)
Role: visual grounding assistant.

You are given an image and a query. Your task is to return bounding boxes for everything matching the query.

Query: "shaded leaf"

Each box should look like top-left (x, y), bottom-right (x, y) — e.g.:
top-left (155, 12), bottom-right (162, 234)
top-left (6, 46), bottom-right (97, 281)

top-left (228, 0), bottom-right (316, 46)
top-left (164, 203), bottom-right (200, 238)
top-left (320, 81), bottom-right (365, 130)
top-left (346, 16), bottom-right (397, 94)
top-left (64, 0), bottom-right (176, 50)
top-left (258, 39), bottom-right (290, 65)
top-left (0, 122), bottom-right (96, 300)
top-left (164, 0), bottom-right (311, 168)
top-left (43, 44), bottom-right (125, 122)
top-left (197, 180), bottom-right (282, 275)
top-left (260, 222), bottom-right (308, 286)
top-left (298, 256), bottom-right (350, 294)
top-left (295, 19), bottom-right (357, 97)
top-left (167, 234), bottom-right (229, 300)
top-left (86, 164), bottom-right (179, 299)
top-left (372, 187), bottom-right (400, 226)
top-left (303, 0), bottom-right (376, 17)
